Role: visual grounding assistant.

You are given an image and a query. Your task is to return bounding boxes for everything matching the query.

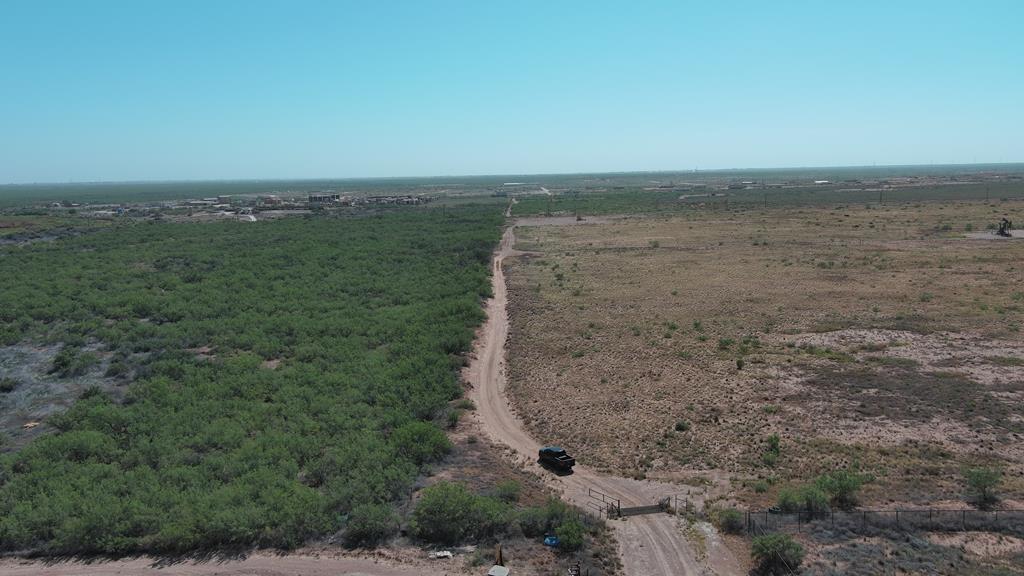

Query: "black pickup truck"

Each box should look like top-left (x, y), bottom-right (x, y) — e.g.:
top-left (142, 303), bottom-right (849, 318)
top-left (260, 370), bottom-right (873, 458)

top-left (538, 446), bottom-right (575, 472)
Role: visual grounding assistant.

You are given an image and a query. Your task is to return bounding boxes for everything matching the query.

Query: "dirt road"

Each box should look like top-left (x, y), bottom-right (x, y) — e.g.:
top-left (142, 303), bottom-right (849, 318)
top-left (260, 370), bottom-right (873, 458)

top-left (0, 553), bottom-right (449, 576)
top-left (467, 224), bottom-right (742, 575)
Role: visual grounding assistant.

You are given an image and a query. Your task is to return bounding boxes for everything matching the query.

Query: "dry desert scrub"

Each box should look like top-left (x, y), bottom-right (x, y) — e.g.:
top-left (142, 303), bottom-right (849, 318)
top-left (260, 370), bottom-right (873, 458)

top-left (505, 200), bottom-right (1024, 507)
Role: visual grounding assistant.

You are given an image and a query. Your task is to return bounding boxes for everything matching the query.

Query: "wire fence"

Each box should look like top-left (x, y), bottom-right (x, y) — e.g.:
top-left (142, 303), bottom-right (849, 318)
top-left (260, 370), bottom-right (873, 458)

top-left (746, 508), bottom-right (1024, 536)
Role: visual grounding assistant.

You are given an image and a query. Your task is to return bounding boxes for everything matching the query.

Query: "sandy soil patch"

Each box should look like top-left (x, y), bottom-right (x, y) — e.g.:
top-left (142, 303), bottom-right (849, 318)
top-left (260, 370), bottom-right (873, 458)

top-left (929, 531), bottom-right (1024, 557)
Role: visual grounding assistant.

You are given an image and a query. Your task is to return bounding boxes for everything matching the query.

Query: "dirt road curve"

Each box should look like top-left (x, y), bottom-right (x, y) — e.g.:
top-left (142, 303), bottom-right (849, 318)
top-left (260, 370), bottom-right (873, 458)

top-left (467, 225), bottom-right (742, 576)
top-left (0, 554), bottom-right (441, 576)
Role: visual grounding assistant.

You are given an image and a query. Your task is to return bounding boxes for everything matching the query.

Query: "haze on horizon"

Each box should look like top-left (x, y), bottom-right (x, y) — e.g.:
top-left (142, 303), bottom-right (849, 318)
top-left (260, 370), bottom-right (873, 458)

top-left (1, 1), bottom-right (1021, 185)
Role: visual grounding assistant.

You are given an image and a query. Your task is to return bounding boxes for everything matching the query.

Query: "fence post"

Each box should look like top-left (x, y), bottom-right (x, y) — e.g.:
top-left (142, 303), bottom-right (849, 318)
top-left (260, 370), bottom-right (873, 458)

top-left (962, 509), bottom-right (966, 531)
top-left (896, 510), bottom-right (899, 529)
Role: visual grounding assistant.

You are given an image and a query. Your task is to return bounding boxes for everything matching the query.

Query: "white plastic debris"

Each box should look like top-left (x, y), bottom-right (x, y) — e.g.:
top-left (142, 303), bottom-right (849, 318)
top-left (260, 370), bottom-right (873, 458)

top-left (429, 550), bottom-right (453, 559)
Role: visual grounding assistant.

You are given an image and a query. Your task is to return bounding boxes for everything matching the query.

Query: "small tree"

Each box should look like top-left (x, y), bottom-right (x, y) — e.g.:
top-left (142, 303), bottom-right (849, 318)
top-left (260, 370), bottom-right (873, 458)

top-left (964, 467), bottom-right (1002, 509)
top-left (751, 533), bottom-right (804, 575)
top-left (815, 470), bottom-right (865, 510)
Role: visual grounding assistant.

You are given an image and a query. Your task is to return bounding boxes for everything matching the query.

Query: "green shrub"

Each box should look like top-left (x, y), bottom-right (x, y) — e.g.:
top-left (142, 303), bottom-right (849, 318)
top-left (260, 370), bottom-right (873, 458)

top-left (493, 480), bottom-right (521, 503)
top-left (447, 409), bottom-right (463, 428)
top-left (751, 533), bottom-right (804, 575)
top-left (411, 482), bottom-right (510, 545)
top-left (717, 338), bottom-right (734, 350)
top-left (391, 421), bottom-right (451, 465)
top-left (674, 419), bottom-right (690, 432)
top-left (344, 503), bottom-right (398, 547)
top-left (104, 360), bottom-right (129, 378)
top-left (516, 507), bottom-right (549, 538)
top-left (49, 346), bottom-right (99, 378)
top-left (714, 508), bottom-right (744, 534)
top-left (777, 485), bottom-right (829, 516)
top-left (453, 398), bottom-right (475, 411)
top-left (0, 208), bottom-right (504, 554)
top-left (0, 377), bottom-right (17, 393)
top-left (762, 434), bottom-right (780, 466)
top-left (554, 518), bottom-right (585, 552)
top-left (517, 498), bottom-right (570, 537)
top-left (814, 470), bottom-right (866, 510)
top-left (964, 467), bottom-right (1002, 509)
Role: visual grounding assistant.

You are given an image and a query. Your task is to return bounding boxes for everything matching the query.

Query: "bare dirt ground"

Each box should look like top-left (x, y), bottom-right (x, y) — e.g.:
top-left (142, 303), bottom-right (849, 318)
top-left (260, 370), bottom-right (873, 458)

top-left (501, 201), bottom-right (1024, 572)
top-left (465, 224), bottom-right (743, 575)
top-left (504, 202), bottom-right (1024, 501)
top-left (966, 229), bottom-right (1024, 239)
top-left (0, 343), bottom-right (124, 451)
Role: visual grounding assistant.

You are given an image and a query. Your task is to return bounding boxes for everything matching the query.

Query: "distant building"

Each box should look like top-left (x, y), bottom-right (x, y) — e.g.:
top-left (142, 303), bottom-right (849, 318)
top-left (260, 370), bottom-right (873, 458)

top-left (308, 193), bottom-right (342, 205)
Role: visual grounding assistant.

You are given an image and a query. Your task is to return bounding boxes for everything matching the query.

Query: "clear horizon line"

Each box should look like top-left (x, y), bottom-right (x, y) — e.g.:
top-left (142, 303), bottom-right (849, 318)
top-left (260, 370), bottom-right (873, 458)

top-left (3, 160), bottom-right (1023, 187)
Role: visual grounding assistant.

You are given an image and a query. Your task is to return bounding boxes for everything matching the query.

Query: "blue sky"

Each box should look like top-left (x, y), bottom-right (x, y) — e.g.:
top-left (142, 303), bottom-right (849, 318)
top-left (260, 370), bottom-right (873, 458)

top-left (1, 1), bottom-right (1021, 183)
